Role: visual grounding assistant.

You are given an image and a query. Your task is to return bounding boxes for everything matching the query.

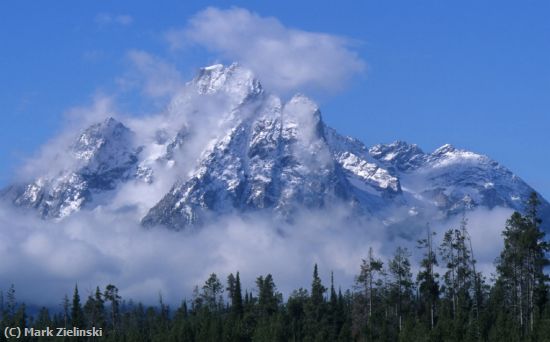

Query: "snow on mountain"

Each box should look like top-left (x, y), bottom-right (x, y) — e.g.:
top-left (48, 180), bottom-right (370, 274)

top-left (194, 63), bottom-right (262, 100)
top-left (370, 141), bottom-right (549, 218)
top-left (369, 141), bottom-right (426, 172)
top-left (3, 63), bottom-right (549, 230)
top-left (3, 118), bottom-right (140, 218)
top-left (141, 72), bottom-right (355, 229)
top-left (324, 126), bottom-right (401, 194)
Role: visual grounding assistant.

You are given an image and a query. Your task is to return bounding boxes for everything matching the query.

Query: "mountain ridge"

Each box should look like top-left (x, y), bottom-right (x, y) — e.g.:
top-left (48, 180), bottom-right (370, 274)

top-left (3, 63), bottom-right (549, 230)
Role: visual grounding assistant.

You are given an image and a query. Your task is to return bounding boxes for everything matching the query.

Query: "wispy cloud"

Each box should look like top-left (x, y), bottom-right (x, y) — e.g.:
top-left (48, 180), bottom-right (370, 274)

top-left (166, 7), bottom-right (366, 94)
top-left (95, 13), bottom-right (133, 27)
top-left (17, 95), bottom-right (117, 182)
top-left (117, 50), bottom-right (183, 99)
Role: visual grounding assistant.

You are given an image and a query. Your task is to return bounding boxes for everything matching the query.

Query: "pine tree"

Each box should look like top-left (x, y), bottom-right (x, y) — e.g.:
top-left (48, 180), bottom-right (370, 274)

top-left (234, 273), bottom-right (243, 316)
top-left (287, 288), bottom-right (308, 341)
top-left (417, 225), bottom-right (439, 331)
top-left (257, 274), bottom-right (280, 317)
top-left (34, 307), bottom-right (52, 331)
top-left (440, 228), bottom-right (459, 318)
top-left (328, 271), bottom-right (342, 339)
top-left (353, 247), bottom-right (383, 340)
top-left (157, 292), bottom-right (170, 333)
top-left (311, 264), bottom-right (326, 309)
top-left (13, 303), bottom-right (26, 334)
top-left (61, 294), bottom-right (70, 329)
top-left (388, 246), bottom-right (414, 333)
top-left (192, 285), bottom-right (203, 311)
top-left (496, 192), bottom-right (550, 337)
top-left (202, 273), bottom-right (224, 312)
top-left (0, 285), bottom-right (15, 330)
top-left (525, 193), bottom-right (550, 322)
top-left (6, 285), bottom-right (16, 323)
top-left (84, 286), bottom-right (106, 330)
top-left (438, 215), bottom-right (477, 340)
top-left (304, 264), bottom-right (328, 340)
top-left (71, 285), bottom-right (84, 329)
top-left (227, 272), bottom-right (243, 317)
top-left (104, 284), bottom-right (121, 334)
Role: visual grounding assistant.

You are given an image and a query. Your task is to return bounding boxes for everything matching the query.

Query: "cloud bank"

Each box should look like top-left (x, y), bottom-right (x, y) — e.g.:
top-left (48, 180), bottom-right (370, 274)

top-left (167, 7), bottom-right (366, 94)
top-left (0, 192), bottom-right (512, 308)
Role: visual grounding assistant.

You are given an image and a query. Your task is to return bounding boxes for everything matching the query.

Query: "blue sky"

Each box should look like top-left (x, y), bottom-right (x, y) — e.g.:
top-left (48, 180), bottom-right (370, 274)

top-left (1, 1), bottom-right (549, 199)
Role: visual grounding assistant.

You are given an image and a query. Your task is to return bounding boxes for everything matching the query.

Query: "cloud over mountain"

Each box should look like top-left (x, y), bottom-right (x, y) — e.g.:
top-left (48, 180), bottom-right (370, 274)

top-left (167, 7), bottom-right (366, 94)
top-left (1, 63), bottom-right (546, 307)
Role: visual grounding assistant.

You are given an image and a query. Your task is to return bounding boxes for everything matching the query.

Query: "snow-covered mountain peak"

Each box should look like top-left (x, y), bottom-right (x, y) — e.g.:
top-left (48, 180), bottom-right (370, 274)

top-left (428, 144), bottom-right (487, 168)
top-left (431, 143), bottom-right (456, 156)
top-left (287, 93), bottom-right (319, 110)
top-left (4, 117), bottom-right (140, 219)
top-left (72, 117), bottom-right (132, 161)
top-left (370, 140), bottom-right (424, 159)
top-left (282, 94), bottom-right (323, 142)
top-left (70, 117), bottom-right (138, 176)
top-left (3, 63), bottom-right (549, 230)
top-left (192, 63), bottom-right (263, 101)
top-left (369, 141), bottom-right (426, 171)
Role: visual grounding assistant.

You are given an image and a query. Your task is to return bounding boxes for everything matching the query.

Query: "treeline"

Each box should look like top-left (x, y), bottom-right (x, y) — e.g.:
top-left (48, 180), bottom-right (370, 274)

top-left (1, 193), bottom-right (549, 341)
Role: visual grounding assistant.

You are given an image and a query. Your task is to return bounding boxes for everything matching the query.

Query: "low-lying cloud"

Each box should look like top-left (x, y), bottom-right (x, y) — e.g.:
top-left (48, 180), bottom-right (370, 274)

top-left (0, 195), bottom-right (512, 308)
top-left (167, 7), bottom-right (366, 94)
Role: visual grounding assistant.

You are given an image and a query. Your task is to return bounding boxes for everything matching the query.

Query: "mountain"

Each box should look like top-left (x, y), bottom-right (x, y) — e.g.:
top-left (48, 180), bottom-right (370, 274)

top-left (369, 141), bottom-right (550, 218)
top-left (3, 63), bottom-right (549, 230)
top-left (3, 118), bottom-right (140, 218)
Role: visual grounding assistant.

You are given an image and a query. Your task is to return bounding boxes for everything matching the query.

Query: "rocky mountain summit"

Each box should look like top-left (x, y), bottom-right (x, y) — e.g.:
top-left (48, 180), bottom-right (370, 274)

top-left (3, 64), bottom-right (549, 230)
top-left (3, 118), bottom-right (139, 218)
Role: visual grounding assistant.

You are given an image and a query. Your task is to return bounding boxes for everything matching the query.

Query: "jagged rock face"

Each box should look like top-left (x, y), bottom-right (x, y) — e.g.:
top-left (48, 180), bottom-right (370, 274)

top-left (142, 86), bottom-right (356, 229)
top-left (3, 63), bottom-right (549, 229)
top-left (72, 118), bottom-right (139, 188)
top-left (5, 118), bottom-right (139, 218)
top-left (370, 142), bottom-right (544, 216)
top-left (325, 127), bottom-right (401, 194)
top-left (369, 141), bottom-right (426, 172)
top-left (194, 64), bottom-right (262, 100)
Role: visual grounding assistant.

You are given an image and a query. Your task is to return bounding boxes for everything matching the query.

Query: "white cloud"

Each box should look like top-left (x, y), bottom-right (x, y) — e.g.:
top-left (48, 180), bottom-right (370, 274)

top-left (95, 13), bottom-right (133, 27)
top-left (169, 7), bottom-right (366, 94)
top-left (17, 95), bottom-right (117, 181)
top-left (119, 50), bottom-right (184, 99)
top-left (0, 191), bottom-right (512, 307)
top-left (0, 202), bottom-right (373, 306)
